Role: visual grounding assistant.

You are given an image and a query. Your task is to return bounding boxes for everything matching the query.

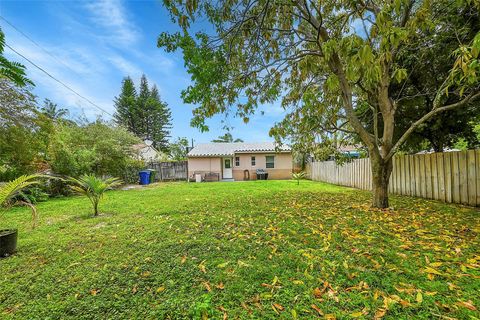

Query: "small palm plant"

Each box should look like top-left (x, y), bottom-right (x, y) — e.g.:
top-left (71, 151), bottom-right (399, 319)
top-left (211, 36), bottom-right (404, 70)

top-left (292, 171), bottom-right (306, 185)
top-left (68, 175), bottom-right (122, 216)
top-left (0, 174), bottom-right (45, 228)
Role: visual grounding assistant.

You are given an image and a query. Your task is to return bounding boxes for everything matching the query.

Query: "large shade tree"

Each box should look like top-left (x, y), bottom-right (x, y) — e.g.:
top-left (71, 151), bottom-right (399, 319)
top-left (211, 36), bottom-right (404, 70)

top-left (368, 3), bottom-right (480, 153)
top-left (159, 0), bottom-right (480, 208)
top-left (0, 78), bottom-right (48, 179)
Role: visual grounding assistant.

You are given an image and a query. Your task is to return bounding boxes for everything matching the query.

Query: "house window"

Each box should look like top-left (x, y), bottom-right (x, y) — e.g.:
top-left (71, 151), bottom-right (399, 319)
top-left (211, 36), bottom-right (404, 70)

top-left (251, 156), bottom-right (256, 166)
top-left (266, 156), bottom-right (275, 168)
top-left (224, 158), bottom-right (231, 168)
top-left (235, 156), bottom-right (240, 166)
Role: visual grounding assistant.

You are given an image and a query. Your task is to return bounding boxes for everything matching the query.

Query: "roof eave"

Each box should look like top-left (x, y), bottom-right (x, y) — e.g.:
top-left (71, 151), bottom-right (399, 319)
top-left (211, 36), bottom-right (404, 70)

top-left (234, 150), bottom-right (291, 154)
top-left (187, 154), bottom-right (234, 158)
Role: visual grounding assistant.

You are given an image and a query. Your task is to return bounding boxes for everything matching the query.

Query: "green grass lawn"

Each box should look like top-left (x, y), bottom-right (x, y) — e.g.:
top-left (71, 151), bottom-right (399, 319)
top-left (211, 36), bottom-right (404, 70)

top-left (1, 180), bottom-right (479, 319)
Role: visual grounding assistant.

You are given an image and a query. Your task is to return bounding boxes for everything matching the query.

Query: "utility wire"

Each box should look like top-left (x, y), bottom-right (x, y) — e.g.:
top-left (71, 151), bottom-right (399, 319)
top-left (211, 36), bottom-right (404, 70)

top-left (5, 43), bottom-right (113, 117)
top-left (0, 15), bottom-right (79, 75)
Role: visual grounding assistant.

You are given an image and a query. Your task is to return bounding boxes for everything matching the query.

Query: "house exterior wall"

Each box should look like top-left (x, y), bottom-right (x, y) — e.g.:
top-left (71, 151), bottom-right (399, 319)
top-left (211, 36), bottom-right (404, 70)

top-left (188, 153), bottom-right (292, 181)
top-left (138, 147), bottom-right (160, 162)
top-left (188, 157), bottom-right (222, 179)
top-left (232, 152), bottom-right (292, 181)
top-left (134, 146), bottom-right (162, 162)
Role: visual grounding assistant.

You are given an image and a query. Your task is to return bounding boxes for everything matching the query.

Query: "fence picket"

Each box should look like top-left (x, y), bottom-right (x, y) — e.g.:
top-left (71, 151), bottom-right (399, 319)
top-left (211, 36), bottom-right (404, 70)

top-left (444, 152), bottom-right (453, 203)
top-left (436, 153), bottom-right (445, 202)
top-left (147, 161), bottom-right (188, 181)
top-left (459, 151), bottom-right (468, 204)
top-left (476, 150), bottom-right (480, 206)
top-left (432, 154), bottom-right (439, 200)
top-left (467, 150), bottom-right (476, 206)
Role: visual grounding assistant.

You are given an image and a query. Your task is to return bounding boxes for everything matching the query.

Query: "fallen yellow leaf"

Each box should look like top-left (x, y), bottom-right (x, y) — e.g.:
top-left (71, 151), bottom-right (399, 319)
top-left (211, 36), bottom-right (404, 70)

top-left (374, 308), bottom-right (386, 319)
top-left (311, 304), bottom-right (324, 316)
top-left (202, 281), bottom-right (212, 292)
top-left (313, 287), bottom-right (323, 298)
top-left (416, 292), bottom-right (423, 303)
top-left (272, 303), bottom-right (284, 312)
top-left (424, 267), bottom-right (442, 275)
top-left (350, 311), bottom-right (363, 317)
top-left (456, 300), bottom-right (476, 311)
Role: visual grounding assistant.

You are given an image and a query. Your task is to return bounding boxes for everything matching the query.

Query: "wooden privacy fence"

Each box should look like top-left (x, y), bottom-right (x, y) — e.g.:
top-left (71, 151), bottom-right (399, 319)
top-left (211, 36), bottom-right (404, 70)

top-left (147, 161), bottom-right (188, 181)
top-left (307, 150), bottom-right (480, 207)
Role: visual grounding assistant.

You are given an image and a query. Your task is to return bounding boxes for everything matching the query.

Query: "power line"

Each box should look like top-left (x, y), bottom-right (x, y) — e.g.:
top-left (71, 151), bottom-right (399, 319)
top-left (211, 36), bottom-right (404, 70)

top-left (5, 43), bottom-right (114, 117)
top-left (0, 15), bottom-right (79, 75)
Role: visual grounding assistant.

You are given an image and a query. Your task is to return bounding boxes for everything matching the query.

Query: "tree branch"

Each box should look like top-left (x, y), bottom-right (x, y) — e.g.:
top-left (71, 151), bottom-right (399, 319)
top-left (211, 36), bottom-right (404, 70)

top-left (386, 90), bottom-right (480, 160)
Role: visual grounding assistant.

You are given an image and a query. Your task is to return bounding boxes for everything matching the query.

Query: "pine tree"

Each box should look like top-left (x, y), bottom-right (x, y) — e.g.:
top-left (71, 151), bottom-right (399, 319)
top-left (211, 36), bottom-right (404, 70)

top-left (113, 74), bottom-right (172, 151)
top-left (136, 74), bottom-right (150, 136)
top-left (148, 85), bottom-right (172, 151)
top-left (113, 77), bottom-right (137, 134)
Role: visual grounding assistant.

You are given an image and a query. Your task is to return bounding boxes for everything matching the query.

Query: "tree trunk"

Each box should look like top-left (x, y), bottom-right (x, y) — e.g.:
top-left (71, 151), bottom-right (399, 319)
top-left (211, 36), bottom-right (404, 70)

top-left (93, 200), bottom-right (99, 216)
top-left (370, 156), bottom-right (393, 208)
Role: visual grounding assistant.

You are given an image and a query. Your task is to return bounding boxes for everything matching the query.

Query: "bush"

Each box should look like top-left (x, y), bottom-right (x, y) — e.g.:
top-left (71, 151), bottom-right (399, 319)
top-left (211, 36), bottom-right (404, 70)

top-left (46, 121), bottom-right (141, 193)
top-left (123, 159), bottom-right (144, 184)
top-left (15, 187), bottom-right (49, 204)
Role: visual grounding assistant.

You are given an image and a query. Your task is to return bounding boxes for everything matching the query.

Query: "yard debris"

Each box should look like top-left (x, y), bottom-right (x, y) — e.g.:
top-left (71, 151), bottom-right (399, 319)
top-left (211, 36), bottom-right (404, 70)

top-left (271, 303), bottom-right (284, 313)
top-left (198, 260), bottom-right (207, 273)
top-left (311, 304), bottom-right (324, 316)
top-left (456, 300), bottom-right (476, 311)
top-left (202, 281), bottom-right (212, 292)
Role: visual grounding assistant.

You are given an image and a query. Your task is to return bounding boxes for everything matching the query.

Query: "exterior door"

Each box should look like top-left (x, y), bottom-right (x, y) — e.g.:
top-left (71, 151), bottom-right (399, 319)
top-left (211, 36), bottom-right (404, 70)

top-left (223, 158), bottom-right (233, 179)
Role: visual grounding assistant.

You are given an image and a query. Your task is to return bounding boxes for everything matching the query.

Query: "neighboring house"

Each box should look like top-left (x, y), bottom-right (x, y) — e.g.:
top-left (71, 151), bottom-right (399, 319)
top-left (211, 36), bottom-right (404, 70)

top-left (132, 143), bottom-right (164, 162)
top-left (187, 142), bottom-right (292, 181)
top-left (338, 145), bottom-right (362, 158)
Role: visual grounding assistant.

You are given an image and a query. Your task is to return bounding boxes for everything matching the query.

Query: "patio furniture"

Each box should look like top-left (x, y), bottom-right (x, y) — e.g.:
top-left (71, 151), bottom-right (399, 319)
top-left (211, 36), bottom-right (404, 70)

top-left (204, 172), bottom-right (220, 182)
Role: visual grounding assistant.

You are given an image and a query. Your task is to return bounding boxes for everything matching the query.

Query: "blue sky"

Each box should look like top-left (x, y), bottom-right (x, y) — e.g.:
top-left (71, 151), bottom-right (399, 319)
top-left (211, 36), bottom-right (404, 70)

top-left (0, 0), bottom-right (286, 143)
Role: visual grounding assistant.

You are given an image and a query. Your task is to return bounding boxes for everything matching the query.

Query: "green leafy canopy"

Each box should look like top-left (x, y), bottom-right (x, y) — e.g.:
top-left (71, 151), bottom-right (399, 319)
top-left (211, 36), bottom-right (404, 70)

top-left (159, 0), bottom-right (480, 207)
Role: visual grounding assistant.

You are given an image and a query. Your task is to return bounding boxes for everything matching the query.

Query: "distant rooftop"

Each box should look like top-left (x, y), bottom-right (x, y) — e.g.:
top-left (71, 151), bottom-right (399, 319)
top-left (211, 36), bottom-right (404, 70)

top-left (187, 142), bottom-right (291, 157)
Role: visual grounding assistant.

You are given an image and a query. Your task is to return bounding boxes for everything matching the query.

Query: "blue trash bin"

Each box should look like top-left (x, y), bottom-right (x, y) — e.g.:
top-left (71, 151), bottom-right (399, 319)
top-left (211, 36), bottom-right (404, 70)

top-left (139, 170), bottom-right (151, 185)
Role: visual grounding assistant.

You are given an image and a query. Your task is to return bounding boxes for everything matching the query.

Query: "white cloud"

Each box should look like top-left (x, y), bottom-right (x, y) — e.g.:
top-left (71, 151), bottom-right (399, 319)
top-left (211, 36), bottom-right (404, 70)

top-left (107, 54), bottom-right (142, 78)
top-left (3, 32), bottom-right (117, 117)
top-left (0, 1), bottom-right (187, 128)
top-left (84, 0), bottom-right (141, 45)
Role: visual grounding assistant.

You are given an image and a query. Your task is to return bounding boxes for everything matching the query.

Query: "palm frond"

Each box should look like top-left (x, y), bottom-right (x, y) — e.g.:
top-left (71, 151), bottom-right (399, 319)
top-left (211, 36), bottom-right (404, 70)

top-left (292, 171), bottom-right (306, 185)
top-left (0, 174), bottom-right (47, 206)
top-left (0, 174), bottom-right (51, 229)
top-left (67, 175), bottom-right (123, 216)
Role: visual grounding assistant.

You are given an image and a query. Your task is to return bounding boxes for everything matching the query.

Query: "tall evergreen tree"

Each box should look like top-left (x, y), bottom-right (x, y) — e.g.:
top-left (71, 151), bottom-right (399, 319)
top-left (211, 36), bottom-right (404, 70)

top-left (113, 74), bottom-right (172, 151)
top-left (136, 74), bottom-right (150, 136)
top-left (147, 85), bottom-right (172, 151)
top-left (113, 77), bottom-right (137, 134)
